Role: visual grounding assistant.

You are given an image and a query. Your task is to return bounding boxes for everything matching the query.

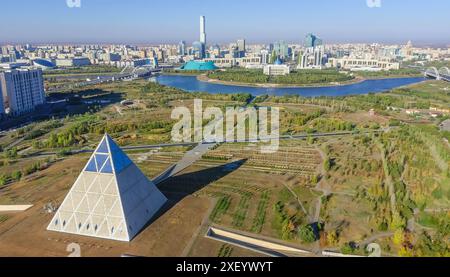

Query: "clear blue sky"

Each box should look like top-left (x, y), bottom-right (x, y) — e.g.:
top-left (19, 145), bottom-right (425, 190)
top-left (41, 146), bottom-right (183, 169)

top-left (1, 0), bottom-right (449, 45)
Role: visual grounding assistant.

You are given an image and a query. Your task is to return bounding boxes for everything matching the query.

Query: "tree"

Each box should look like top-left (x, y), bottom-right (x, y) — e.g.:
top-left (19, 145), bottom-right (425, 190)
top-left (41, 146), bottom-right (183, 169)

top-left (298, 224), bottom-right (317, 243)
top-left (390, 212), bottom-right (407, 230)
top-left (0, 175), bottom-right (9, 187)
top-left (393, 229), bottom-right (405, 245)
top-left (341, 242), bottom-right (357, 255)
top-left (326, 230), bottom-right (339, 246)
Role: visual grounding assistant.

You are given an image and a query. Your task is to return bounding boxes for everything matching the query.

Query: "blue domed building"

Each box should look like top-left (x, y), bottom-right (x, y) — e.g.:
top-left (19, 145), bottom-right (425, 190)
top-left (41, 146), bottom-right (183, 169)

top-left (179, 61), bottom-right (218, 71)
top-left (32, 59), bottom-right (56, 70)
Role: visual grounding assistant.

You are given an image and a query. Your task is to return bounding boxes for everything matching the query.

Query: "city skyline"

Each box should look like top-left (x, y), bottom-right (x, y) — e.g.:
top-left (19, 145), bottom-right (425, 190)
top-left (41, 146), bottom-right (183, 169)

top-left (1, 0), bottom-right (450, 46)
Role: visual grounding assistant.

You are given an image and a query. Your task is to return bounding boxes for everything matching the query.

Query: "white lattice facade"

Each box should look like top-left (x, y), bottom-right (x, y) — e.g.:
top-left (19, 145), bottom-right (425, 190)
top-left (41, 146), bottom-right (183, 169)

top-left (47, 134), bottom-right (167, 242)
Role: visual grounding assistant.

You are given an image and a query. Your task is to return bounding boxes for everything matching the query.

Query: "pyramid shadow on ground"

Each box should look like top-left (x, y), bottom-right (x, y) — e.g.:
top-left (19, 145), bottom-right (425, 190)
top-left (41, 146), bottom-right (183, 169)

top-left (134, 159), bottom-right (248, 238)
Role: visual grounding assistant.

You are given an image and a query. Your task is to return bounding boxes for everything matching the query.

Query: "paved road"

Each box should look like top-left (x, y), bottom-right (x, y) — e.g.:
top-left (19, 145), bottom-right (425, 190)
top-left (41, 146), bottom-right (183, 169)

top-left (152, 142), bottom-right (219, 185)
top-left (357, 232), bottom-right (394, 248)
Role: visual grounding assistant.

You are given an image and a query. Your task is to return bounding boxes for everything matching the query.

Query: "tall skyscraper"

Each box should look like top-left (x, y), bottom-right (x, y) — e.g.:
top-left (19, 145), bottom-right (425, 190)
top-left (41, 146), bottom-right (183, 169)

top-left (314, 46), bottom-right (324, 66)
top-left (200, 16), bottom-right (206, 45)
top-left (178, 41), bottom-right (186, 56)
top-left (261, 49), bottom-right (269, 64)
top-left (237, 39), bottom-right (246, 58)
top-left (273, 41), bottom-right (289, 59)
top-left (304, 33), bottom-right (323, 48)
top-left (0, 68), bottom-right (46, 116)
top-left (192, 41), bottom-right (205, 59)
top-left (304, 33), bottom-right (316, 48)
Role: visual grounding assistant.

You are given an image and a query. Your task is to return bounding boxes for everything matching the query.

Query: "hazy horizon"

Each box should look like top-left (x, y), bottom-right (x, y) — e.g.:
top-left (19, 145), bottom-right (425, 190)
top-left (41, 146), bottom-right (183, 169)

top-left (1, 0), bottom-right (449, 46)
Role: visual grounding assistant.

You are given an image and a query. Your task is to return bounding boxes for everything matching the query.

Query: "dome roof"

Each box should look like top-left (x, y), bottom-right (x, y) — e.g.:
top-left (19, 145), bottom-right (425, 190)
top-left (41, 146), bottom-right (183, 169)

top-left (33, 59), bottom-right (56, 68)
top-left (274, 57), bottom-right (283, 65)
top-left (179, 61), bottom-right (218, 71)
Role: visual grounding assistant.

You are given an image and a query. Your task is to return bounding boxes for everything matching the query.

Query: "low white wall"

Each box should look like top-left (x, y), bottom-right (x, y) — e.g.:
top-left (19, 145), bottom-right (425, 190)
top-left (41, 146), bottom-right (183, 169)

top-left (0, 205), bottom-right (33, 212)
top-left (208, 227), bottom-right (310, 254)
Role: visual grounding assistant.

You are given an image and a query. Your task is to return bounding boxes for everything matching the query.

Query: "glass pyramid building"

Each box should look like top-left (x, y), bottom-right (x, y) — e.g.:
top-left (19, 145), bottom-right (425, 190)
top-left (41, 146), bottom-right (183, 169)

top-left (47, 134), bottom-right (167, 242)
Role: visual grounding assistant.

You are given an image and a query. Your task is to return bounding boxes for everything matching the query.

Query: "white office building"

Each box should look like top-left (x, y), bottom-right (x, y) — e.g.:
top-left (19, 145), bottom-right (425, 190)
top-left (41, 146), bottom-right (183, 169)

top-left (298, 46), bottom-right (324, 69)
top-left (263, 64), bottom-right (290, 76)
top-left (0, 67), bottom-right (46, 116)
top-left (327, 57), bottom-right (400, 71)
top-left (261, 49), bottom-right (270, 64)
top-left (56, 57), bottom-right (91, 67)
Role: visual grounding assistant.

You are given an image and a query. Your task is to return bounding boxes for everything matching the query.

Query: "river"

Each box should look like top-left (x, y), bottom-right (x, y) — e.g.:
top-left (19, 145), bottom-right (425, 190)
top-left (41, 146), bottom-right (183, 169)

top-left (155, 75), bottom-right (426, 97)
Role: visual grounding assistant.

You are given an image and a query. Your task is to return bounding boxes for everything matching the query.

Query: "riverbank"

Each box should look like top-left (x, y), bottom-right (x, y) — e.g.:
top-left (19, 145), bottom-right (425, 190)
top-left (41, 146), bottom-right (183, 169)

top-left (197, 74), bottom-right (366, 88)
top-left (197, 72), bottom-right (425, 89)
top-left (156, 75), bottom-right (427, 97)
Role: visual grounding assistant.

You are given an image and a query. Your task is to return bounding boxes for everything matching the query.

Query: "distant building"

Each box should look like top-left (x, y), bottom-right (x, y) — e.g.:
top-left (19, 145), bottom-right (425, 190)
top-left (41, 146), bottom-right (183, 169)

top-left (200, 16), bottom-right (207, 45)
top-left (273, 41), bottom-right (289, 59)
top-left (192, 41), bottom-right (205, 59)
top-left (132, 58), bottom-right (151, 67)
top-left (304, 33), bottom-right (322, 48)
top-left (0, 67), bottom-right (46, 116)
top-left (101, 53), bottom-right (121, 62)
top-left (263, 64), bottom-right (290, 76)
top-left (179, 60), bottom-right (218, 71)
top-left (32, 58), bottom-right (56, 70)
top-left (178, 41), bottom-right (186, 56)
top-left (237, 39), bottom-right (246, 58)
top-left (56, 57), bottom-right (91, 67)
top-left (204, 56), bottom-right (261, 68)
top-left (261, 49), bottom-right (270, 64)
top-left (298, 46), bottom-right (324, 69)
top-left (328, 57), bottom-right (400, 71)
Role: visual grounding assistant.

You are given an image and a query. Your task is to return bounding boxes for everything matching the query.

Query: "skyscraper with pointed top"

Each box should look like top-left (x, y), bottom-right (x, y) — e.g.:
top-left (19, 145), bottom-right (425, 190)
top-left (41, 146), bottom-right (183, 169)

top-left (200, 16), bottom-right (206, 45)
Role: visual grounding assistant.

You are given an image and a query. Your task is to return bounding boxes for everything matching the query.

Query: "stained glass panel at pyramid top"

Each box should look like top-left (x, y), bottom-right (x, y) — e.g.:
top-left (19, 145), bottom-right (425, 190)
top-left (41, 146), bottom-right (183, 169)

top-left (96, 139), bottom-right (109, 154)
top-left (101, 158), bottom-right (113, 174)
top-left (95, 154), bottom-right (109, 170)
top-left (106, 135), bottom-right (133, 174)
top-left (85, 156), bottom-right (98, 172)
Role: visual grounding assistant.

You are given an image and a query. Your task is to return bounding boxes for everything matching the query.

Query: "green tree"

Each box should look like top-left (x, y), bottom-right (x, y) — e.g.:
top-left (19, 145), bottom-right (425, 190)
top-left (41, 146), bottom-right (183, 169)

top-left (298, 224), bottom-right (317, 243)
top-left (0, 175), bottom-right (9, 187)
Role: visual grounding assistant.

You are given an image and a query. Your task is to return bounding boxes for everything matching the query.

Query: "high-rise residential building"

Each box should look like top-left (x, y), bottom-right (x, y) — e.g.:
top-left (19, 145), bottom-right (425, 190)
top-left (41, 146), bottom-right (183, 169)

top-left (261, 49), bottom-right (270, 64)
top-left (192, 41), bottom-right (205, 59)
top-left (0, 68), bottom-right (46, 116)
top-left (304, 33), bottom-right (323, 48)
top-left (178, 41), bottom-right (186, 56)
top-left (314, 46), bottom-right (324, 66)
top-left (200, 16), bottom-right (206, 45)
top-left (304, 33), bottom-right (316, 48)
top-left (237, 39), bottom-right (246, 58)
top-left (273, 41), bottom-right (289, 59)
top-left (298, 46), bottom-right (324, 69)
